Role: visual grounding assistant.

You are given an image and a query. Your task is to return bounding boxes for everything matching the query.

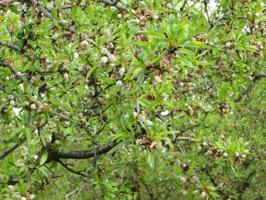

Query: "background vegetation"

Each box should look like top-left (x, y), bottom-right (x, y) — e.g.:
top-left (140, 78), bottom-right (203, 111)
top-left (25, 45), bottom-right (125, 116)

top-left (0, 0), bottom-right (265, 199)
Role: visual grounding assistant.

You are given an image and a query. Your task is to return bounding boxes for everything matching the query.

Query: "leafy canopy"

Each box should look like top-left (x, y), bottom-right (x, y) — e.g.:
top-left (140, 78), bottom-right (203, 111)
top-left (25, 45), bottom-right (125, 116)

top-left (0, 0), bottom-right (265, 199)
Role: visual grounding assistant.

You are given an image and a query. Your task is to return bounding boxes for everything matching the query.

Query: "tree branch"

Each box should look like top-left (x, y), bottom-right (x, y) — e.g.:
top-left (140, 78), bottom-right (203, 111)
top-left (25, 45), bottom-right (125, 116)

top-left (28, 0), bottom-right (52, 18)
top-left (174, 136), bottom-right (197, 142)
top-left (48, 140), bottom-right (119, 161)
top-left (0, 0), bottom-right (23, 5)
top-left (235, 73), bottom-right (266, 102)
top-left (237, 171), bottom-right (256, 200)
top-left (180, 0), bottom-right (187, 12)
top-left (173, 123), bottom-right (201, 143)
top-left (0, 40), bottom-right (22, 53)
top-left (203, 0), bottom-right (213, 28)
top-left (28, 0), bottom-right (75, 33)
top-left (99, 0), bottom-right (128, 12)
top-left (0, 138), bottom-right (25, 159)
top-left (57, 159), bottom-right (88, 177)
top-left (0, 60), bottom-right (17, 74)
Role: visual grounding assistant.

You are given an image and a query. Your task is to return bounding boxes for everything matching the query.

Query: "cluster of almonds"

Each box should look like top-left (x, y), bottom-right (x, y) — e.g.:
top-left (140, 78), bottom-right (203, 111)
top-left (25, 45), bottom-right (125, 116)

top-left (219, 103), bottom-right (231, 116)
top-left (7, 185), bottom-right (35, 200)
top-left (136, 135), bottom-right (165, 150)
top-left (134, 8), bottom-right (153, 26)
top-left (202, 143), bottom-right (249, 161)
top-left (100, 46), bottom-right (116, 64)
top-left (179, 175), bottom-right (213, 199)
top-left (21, 100), bottom-right (49, 113)
top-left (135, 111), bottom-right (153, 126)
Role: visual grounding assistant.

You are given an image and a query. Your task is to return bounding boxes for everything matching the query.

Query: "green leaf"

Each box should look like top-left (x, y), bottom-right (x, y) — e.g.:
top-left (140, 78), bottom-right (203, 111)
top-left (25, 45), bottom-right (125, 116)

top-left (86, 65), bottom-right (97, 79)
top-left (25, 127), bottom-right (31, 146)
top-left (107, 139), bottom-right (131, 155)
top-left (188, 41), bottom-right (208, 48)
top-left (39, 151), bottom-right (48, 166)
top-left (147, 152), bottom-right (155, 168)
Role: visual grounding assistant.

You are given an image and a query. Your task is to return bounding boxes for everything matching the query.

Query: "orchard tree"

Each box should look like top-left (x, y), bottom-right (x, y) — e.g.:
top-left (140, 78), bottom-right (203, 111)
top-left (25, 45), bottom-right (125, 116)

top-left (0, 0), bottom-right (265, 199)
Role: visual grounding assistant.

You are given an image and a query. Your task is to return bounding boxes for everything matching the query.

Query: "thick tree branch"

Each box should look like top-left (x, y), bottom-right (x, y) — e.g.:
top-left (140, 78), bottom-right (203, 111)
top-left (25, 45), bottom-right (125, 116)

top-left (48, 140), bottom-right (119, 161)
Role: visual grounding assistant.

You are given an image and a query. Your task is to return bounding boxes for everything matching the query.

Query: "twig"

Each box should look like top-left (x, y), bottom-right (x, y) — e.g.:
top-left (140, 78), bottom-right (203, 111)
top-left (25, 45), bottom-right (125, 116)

top-left (235, 73), bottom-right (266, 102)
top-left (174, 136), bottom-right (197, 142)
top-left (0, 143), bottom-right (20, 159)
top-left (0, 60), bottom-right (17, 74)
top-left (252, 73), bottom-right (266, 81)
top-left (203, 0), bottom-right (213, 28)
top-left (57, 159), bottom-right (88, 177)
top-left (173, 112), bottom-right (209, 142)
top-left (28, 0), bottom-right (52, 18)
top-left (173, 124), bottom-right (200, 143)
top-left (0, 138), bottom-right (25, 159)
top-left (99, 0), bottom-right (115, 6)
top-left (180, 0), bottom-right (187, 11)
top-left (44, 165), bottom-right (64, 178)
top-left (99, 0), bottom-right (128, 12)
top-left (60, 3), bottom-right (77, 10)
top-left (132, 164), bottom-right (155, 200)
top-left (93, 83), bottom-right (115, 99)
top-left (203, 165), bottom-right (229, 199)
top-left (0, 0), bottom-right (23, 5)
top-left (96, 124), bottom-right (106, 135)
top-left (0, 40), bottom-right (22, 53)
top-left (237, 171), bottom-right (256, 200)
top-left (65, 185), bottom-right (85, 199)
top-left (28, 0), bottom-right (75, 33)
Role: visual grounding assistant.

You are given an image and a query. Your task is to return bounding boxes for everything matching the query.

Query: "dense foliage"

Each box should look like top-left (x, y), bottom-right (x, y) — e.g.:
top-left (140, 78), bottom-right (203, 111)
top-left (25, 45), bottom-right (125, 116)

top-left (0, 0), bottom-right (265, 199)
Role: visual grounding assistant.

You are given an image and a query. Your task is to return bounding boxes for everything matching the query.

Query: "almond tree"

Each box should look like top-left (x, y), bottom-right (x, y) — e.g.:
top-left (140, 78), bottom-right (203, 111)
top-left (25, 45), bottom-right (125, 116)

top-left (0, 0), bottom-right (265, 199)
